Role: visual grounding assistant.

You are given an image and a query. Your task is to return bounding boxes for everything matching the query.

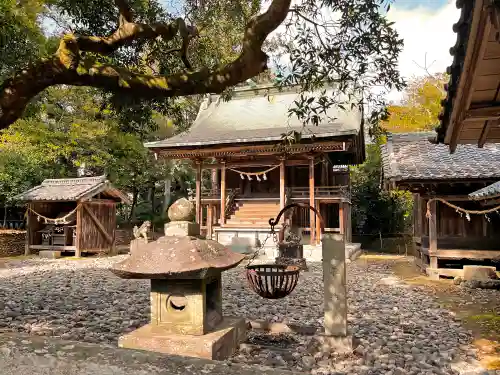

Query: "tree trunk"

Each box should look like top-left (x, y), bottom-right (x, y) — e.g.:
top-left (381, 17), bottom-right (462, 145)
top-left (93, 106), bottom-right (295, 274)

top-left (163, 178), bottom-right (172, 214)
top-left (128, 188), bottom-right (138, 223)
top-left (2, 206), bottom-right (6, 228)
top-left (151, 185), bottom-right (156, 214)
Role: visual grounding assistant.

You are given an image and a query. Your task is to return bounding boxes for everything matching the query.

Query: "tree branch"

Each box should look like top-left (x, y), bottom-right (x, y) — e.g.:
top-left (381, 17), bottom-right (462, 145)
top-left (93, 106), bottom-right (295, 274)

top-left (0, 0), bottom-right (292, 129)
top-left (115, 0), bottom-right (134, 25)
top-left (76, 18), bottom-right (194, 55)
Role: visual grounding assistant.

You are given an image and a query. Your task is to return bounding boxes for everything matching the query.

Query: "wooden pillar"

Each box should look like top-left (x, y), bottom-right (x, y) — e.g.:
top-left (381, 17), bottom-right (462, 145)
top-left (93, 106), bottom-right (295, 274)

top-left (75, 203), bottom-right (82, 258)
top-left (346, 203), bottom-right (352, 242)
top-left (309, 156), bottom-right (316, 245)
top-left (195, 161), bottom-right (202, 224)
top-left (321, 159), bottom-right (328, 186)
top-left (220, 161), bottom-right (226, 225)
top-left (213, 204), bottom-right (218, 226)
top-left (24, 204), bottom-right (31, 256)
top-left (428, 199), bottom-right (438, 278)
top-left (316, 200), bottom-right (321, 244)
top-left (280, 157), bottom-right (286, 210)
top-left (339, 202), bottom-right (344, 236)
top-left (211, 168), bottom-right (218, 195)
top-left (207, 204), bottom-right (213, 240)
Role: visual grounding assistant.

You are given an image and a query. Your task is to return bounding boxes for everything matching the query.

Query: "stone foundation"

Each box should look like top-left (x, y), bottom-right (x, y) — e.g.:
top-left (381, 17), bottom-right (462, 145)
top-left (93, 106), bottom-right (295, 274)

top-left (0, 230), bottom-right (25, 257)
top-left (0, 332), bottom-right (294, 375)
top-left (118, 317), bottom-right (247, 360)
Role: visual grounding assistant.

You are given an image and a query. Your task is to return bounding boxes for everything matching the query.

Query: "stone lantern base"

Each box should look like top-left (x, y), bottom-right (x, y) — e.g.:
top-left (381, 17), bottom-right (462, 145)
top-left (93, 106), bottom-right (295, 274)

top-left (118, 317), bottom-right (247, 360)
top-left (275, 243), bottom-right (308, 271)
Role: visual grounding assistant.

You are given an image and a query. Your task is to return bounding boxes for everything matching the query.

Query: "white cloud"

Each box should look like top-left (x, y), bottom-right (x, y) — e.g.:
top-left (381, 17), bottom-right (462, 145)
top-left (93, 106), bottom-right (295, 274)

top-left (385, 0), bottom-right (460, 102)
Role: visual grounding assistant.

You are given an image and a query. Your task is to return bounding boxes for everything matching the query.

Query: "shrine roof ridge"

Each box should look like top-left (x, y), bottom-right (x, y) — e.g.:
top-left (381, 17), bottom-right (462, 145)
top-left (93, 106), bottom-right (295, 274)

top-left (381, 132), bottom-right (500, 182)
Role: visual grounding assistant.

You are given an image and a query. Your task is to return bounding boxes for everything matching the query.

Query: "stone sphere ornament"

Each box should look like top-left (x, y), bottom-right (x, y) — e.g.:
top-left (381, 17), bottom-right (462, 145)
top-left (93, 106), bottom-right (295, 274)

top-left (167, 197), bottom-right (195, 222)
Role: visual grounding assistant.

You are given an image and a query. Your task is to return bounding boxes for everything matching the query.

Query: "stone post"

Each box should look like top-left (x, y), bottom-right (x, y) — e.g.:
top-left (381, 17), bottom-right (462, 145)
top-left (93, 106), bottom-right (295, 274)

top-left (314, 233), bottom-right (352, 353)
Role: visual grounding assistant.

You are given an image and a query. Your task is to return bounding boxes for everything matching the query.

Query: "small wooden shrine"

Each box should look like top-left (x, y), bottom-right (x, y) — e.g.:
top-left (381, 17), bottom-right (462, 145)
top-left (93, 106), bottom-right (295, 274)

top-left (145, 84), bottom-right (364, 254)
top-left (382, 132), bottom-right (500, 279)
top-left (434, 1), bottom-right (500, 150)
top-left (15, 176), bottom-right (130, 257)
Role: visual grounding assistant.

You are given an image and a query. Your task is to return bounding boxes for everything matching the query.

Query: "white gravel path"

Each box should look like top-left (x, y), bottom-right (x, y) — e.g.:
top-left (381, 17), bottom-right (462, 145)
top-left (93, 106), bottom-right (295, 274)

top-left (0, 255), bottom-right (497, 375)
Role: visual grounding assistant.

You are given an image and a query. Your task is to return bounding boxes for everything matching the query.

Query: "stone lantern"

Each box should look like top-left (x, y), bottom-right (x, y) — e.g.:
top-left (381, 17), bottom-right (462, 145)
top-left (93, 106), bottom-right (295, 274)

top-left (110, 199), bottom-right (247, 360)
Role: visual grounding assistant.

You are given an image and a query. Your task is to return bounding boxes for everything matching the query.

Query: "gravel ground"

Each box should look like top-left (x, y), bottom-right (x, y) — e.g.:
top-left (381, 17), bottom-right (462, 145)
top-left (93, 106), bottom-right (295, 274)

top-left (0, 255), bottom-right (498, 375)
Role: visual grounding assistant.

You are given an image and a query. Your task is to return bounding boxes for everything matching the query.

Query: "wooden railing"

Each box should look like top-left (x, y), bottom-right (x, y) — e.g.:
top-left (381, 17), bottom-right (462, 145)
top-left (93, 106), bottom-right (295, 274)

top-left (199, 186), bottom-right (350, 200)
top-left (224, 188), bottom-right (240, 219)
top-left (289, 186), bottom-right (350, 200)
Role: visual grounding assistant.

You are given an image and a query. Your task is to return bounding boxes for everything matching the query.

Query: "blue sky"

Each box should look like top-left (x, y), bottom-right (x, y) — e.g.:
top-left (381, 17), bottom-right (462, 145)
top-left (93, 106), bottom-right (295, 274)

top-left (394, 0), bottom-right (449, 10)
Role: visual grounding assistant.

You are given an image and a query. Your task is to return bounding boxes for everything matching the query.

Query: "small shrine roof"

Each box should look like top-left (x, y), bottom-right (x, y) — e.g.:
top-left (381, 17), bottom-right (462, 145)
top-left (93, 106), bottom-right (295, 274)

top-left (110, 236), bottom-right (245, 279)
top-left (469, 181), bottom-right (500, 201)
top-left (14, 176), bottom-right (131, 203)
top-left (381, 132), bottom-right (500, 182)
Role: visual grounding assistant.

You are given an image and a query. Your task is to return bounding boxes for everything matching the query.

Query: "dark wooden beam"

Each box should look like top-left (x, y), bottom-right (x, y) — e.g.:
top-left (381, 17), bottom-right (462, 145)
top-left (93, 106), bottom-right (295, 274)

top-left (157, 140), bottom-right (345, 159)
top-left (220, 161), bottom-right (226, 225)
top-left (465, 106), bottom-right (500, 122)
top-left (448, 4), bottom-right (491, 152)
top-left (428, 199), bottom-right (438, 278)
top-left (279, 157), bottom-right (286, 210)
top-left (309, 156), bottom-right (315, 245)
top-left (478, 119), bottom-right (496, 147)
top-left (195, 161), bottom-right (202, 224)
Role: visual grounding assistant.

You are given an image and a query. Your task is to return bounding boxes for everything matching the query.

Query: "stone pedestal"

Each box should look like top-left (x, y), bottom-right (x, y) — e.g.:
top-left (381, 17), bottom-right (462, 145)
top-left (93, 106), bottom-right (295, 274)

top-left (164, 221), bottom-right (200, 237)
top-left (275, 243), bottom-right (308, 271)
top-left (118, 317), bottom-right (247, 360)
top-left (39, 250), bottom-right (61, 259)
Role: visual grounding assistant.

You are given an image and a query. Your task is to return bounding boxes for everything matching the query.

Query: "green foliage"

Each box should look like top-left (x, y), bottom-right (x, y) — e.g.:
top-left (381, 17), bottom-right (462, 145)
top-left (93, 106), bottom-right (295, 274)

top-left (382, 73), bottom-right (448, 133)
top-left (0, 0), bottom-right (46, 80)
top-left (0, 85), bottom-right (186, 224)
top-left (350, 143), bottom-right (412, 236)
top-left (275, 0), bottom-right (405, 131)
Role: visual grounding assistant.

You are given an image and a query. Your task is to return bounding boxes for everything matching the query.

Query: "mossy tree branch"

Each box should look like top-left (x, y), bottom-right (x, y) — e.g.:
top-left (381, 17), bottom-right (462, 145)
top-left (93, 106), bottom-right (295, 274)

top-left (0, 0), bottom-right (292, 129)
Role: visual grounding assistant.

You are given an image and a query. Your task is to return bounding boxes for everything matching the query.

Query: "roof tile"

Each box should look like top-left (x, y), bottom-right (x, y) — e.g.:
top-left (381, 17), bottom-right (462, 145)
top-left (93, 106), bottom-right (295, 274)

top-left (381, 132), bottom-right (500, 181)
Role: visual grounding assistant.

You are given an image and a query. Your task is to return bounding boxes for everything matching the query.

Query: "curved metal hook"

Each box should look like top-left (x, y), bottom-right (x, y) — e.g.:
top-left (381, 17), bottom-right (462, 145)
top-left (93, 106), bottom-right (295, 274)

top-left (269, 202), bottom-right (325, 232)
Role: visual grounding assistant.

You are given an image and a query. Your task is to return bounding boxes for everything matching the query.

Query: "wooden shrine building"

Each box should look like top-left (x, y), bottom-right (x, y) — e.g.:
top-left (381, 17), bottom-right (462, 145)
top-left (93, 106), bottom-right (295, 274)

top-left (16, 176), bottom-right (130, 257)
top-left (434, 0), bottom-right (500, 150)
top-left (146, 85), bottom-right (365, 254)
top-left (382, 132), bottom-right (500, 279)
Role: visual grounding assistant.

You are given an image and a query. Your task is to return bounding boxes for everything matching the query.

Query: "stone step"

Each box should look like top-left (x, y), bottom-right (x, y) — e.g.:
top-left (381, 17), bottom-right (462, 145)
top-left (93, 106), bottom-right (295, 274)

top-left (232, 211), bottom-right (279, 218)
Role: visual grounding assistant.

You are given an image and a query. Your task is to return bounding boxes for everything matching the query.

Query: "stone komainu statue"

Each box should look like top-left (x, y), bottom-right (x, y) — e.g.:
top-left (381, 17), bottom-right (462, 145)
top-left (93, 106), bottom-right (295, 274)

top-left (133, 221), bottom-right (151, 242)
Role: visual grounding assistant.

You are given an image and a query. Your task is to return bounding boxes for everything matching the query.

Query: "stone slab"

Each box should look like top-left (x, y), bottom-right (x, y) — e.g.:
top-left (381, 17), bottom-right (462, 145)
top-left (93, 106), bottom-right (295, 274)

top-left (118, 316), bottom-right (247, 360)
top-left (39, 250), bottom-right (61, 259)
top-left (0, 332), bottom-right (303, 375)
top-left (463, 265), bottom-right (498, 281)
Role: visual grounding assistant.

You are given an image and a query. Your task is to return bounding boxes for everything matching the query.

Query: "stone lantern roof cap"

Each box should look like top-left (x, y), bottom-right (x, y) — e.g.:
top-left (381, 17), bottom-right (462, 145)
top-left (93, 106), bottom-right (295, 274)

top-left (110, 235), bottom-right (245, 279)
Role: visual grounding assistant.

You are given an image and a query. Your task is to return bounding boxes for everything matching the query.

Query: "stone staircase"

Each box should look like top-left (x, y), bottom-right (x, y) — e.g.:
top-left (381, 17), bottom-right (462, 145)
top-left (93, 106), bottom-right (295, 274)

top-left (224, 201), bottom-right (282, 227)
